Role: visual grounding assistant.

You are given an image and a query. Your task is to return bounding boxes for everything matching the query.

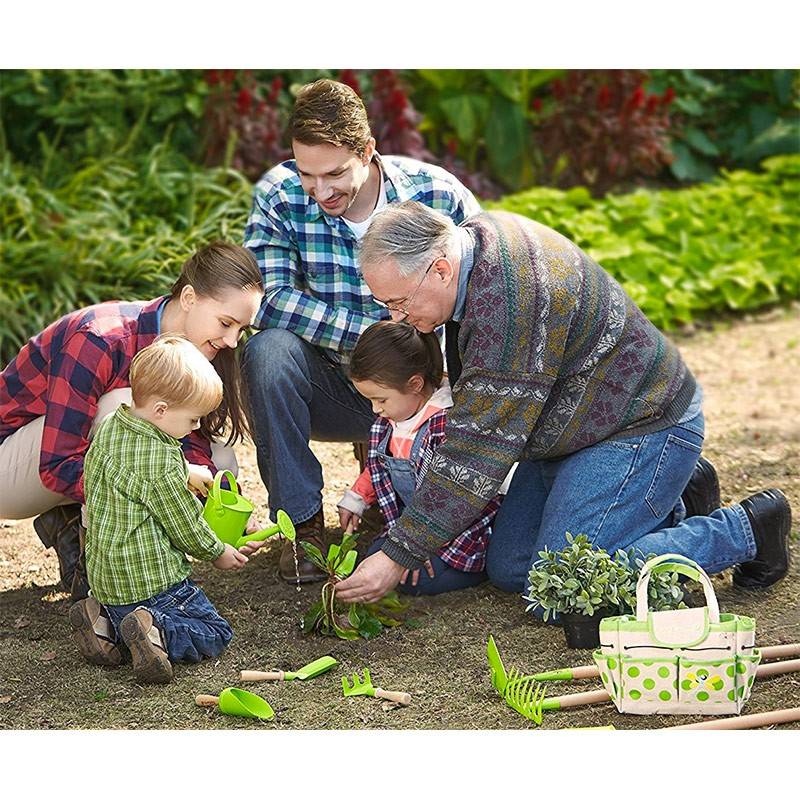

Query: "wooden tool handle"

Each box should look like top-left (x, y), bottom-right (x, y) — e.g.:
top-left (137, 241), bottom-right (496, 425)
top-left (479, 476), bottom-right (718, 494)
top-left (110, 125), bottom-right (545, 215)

top-left (761, 643), bottom-right (800, 660)
top-left (375, 688), bottom-right (412, 706)
top-left (554, 689), bottom-right (611, 708)
top-left (240, 670), bottom-right (285, 681)
top-left (671, 707), bottom-right (800, 730)
top-left (195, 694), bottom-right (220, 707)
top-left (755, 658), bottom-right (800, 678)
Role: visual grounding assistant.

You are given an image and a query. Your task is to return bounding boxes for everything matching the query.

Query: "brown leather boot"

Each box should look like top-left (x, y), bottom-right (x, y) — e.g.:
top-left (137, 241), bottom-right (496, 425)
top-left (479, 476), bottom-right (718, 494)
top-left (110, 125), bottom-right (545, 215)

top-left (279, 508), bottom-right (327, 584)
top-left (33, 504), bottom-right (82, 592)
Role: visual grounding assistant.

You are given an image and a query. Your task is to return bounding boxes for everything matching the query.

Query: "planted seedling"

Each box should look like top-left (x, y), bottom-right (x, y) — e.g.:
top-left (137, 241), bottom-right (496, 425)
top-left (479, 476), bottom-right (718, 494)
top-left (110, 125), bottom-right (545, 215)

top-left (299, 530), bottom-right (407, 640)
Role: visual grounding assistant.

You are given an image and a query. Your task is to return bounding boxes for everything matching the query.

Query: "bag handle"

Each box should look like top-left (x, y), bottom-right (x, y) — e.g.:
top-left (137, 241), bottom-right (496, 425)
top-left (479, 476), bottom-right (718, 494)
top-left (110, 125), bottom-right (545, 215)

top-left (209, 470), bottom-right (238, 508)
top-left (635, 553), bottom-right (719, 623)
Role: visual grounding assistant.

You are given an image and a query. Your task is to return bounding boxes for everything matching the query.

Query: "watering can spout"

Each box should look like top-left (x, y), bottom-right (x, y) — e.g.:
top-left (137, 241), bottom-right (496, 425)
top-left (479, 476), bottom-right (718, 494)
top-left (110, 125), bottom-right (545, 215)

top-left (235, 509), bottom-right (295, 549)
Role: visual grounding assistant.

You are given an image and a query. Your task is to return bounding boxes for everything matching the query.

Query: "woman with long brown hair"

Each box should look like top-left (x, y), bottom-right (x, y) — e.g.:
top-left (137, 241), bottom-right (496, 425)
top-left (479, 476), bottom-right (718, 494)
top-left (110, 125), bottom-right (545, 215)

top-left (0, 241), bottom-right (263, 599)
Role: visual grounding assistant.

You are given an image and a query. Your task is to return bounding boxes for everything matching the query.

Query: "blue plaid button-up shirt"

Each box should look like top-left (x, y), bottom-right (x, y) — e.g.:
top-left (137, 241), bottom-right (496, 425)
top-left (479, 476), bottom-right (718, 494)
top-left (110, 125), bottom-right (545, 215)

top-left (243, 154), bottom-right (480, 358)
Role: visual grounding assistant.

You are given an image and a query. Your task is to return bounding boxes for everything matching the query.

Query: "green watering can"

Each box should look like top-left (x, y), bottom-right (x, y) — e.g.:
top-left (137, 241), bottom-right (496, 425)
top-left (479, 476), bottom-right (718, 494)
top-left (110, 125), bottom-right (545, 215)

top-left (195, 688), bottom-right (275, 720)
top-left (202, 470), bottom-right (295, 549)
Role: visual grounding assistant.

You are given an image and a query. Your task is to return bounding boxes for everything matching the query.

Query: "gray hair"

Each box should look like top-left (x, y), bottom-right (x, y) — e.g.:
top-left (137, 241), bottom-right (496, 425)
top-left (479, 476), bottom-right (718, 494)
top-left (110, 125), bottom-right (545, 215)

top-left (359, 200), bottom-right (458, 278)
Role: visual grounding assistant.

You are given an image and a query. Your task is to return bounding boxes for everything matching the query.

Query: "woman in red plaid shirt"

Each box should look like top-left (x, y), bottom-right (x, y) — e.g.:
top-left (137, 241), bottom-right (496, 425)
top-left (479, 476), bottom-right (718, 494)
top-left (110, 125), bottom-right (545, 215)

top-left (337, 321), bottom-right (504, 595)
top-left (0, 242), bottom-right (263, 599)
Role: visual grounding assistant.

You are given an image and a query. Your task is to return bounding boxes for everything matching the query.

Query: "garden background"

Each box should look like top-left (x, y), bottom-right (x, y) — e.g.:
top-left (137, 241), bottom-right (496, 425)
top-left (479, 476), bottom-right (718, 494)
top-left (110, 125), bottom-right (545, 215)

top-left (1, 68), bottom-right (799, 731)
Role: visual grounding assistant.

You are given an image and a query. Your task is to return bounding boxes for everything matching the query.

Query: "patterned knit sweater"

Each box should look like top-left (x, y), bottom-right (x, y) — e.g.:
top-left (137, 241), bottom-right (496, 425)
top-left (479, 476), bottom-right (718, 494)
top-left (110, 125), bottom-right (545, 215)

top-left (380, 211), bottom-right (696, 570)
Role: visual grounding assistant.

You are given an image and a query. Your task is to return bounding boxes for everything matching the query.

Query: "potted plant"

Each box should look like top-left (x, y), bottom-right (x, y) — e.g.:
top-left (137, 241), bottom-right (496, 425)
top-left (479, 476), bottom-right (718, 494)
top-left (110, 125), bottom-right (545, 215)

top-left (299, 530), bottom-right (407, 640)
top-left (524, 533), bottom-right (685, 648)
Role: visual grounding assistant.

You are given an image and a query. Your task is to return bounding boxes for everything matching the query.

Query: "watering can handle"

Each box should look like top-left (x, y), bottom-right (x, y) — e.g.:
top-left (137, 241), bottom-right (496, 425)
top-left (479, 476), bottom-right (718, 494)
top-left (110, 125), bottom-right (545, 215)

top-left (241, 670), bottom-right (285, 682)
top-left (209, 470), bottom-right (238, 507)
top-left (195, 694), bottom-right (220, 707)
top-left (374, 688), bottom-right (412, 706)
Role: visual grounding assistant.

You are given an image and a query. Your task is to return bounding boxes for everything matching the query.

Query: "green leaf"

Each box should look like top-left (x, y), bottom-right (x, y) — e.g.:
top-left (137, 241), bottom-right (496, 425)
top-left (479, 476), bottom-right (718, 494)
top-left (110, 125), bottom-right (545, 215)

top-left (485, 96), bottom-right (528, 190)
top-left (439, 94), bottom-right (488, 145)
top-left (299, 541), bottom-right (327, 571)
top-left (683, 127), bottom-right (721, 157)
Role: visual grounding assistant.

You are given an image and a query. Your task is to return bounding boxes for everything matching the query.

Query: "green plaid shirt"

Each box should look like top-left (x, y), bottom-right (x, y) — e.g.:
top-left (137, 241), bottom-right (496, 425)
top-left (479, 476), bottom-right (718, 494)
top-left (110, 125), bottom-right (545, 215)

top-left (244, 153), bottom-right (480, 358)
top-left (84, 405), bottom-right (225, 605)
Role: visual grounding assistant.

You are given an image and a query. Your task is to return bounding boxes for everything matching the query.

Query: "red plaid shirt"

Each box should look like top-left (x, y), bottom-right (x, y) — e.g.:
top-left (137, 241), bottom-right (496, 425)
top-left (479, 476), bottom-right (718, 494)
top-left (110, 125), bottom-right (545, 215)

top-left (366, 411), bottom-right (501, 572)
top-left (0, 297), bottom-right (215, 505)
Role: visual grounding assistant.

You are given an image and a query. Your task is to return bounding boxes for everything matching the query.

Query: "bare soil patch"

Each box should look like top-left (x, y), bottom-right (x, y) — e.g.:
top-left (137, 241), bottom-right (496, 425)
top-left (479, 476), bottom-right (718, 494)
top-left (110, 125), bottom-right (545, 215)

top-left (1, 305), bottom-right (798, 730)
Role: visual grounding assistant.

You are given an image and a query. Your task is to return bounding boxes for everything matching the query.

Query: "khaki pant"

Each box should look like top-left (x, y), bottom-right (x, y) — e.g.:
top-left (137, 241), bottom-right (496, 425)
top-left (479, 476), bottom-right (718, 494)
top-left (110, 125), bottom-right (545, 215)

top-left (0, 389), bottom-right (237, 521)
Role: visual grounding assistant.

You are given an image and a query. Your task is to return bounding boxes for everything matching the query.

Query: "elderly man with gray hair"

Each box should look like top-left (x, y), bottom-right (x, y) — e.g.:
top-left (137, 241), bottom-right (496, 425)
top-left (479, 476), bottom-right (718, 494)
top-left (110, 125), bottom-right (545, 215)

top-left (335, 201), bottom-right (791, 606)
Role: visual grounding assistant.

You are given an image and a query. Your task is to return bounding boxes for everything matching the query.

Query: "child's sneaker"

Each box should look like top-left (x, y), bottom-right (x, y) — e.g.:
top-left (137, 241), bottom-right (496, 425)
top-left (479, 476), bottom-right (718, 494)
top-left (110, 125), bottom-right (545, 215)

top-left (69, 597), bottom-right (123, 666)
top-left (119, 608), bottom-right (173, 684)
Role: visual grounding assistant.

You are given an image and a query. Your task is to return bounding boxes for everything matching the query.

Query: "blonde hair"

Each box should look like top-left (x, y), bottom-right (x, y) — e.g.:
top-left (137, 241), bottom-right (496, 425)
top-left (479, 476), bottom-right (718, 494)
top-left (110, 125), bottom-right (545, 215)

top-left (130, 335), bottom-right (223, 415)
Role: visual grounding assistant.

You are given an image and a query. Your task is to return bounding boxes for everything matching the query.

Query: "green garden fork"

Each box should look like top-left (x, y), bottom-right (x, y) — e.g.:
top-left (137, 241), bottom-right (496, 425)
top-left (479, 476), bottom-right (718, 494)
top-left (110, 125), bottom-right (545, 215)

top-left (341, 668), bottom-right (412, 706)
top-left (487, 636), bottom-right (547, 725)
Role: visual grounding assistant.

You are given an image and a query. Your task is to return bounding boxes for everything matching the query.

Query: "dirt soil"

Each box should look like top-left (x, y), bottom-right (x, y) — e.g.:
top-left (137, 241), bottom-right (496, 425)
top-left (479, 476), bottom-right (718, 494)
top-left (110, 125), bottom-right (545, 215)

top-left (1, 305), bottom-right (798, 730)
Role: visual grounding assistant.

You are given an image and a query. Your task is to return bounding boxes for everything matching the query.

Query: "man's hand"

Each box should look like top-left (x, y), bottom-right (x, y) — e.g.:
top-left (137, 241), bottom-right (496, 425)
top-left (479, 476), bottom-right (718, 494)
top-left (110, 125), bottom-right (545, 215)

top-left (212, 543), bottom-right (249, 571)
top-left (334, 550), bottom-right (406, 604)
top-left (187, 464), bottom-right (214, 498)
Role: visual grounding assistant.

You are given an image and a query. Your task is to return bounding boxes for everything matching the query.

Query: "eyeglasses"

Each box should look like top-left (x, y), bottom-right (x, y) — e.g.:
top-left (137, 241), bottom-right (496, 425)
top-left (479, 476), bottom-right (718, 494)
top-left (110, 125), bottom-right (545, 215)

top-left (373, 257), bottom-right (438, 318)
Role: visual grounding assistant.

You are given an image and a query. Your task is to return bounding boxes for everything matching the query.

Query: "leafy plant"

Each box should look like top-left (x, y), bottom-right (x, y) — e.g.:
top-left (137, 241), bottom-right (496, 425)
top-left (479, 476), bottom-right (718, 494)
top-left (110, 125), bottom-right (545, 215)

top-left (489, 154), bottom-right (800, 330)
top-left (646, 69), bottom-right (800, 183)
top-left (299, 531), bottom-right (407, 640)
top-left (524, 533), bottom-right (685, 621)
top-left (535, 70), bottom-right (675, 196)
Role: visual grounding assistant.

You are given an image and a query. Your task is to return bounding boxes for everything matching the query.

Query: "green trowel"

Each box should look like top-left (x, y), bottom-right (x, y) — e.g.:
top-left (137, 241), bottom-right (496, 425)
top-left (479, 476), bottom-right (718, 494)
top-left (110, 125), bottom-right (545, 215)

top-left (240, 655), bottom-right (338, 682)
top-left (487, 635), bottom-right (508, 696)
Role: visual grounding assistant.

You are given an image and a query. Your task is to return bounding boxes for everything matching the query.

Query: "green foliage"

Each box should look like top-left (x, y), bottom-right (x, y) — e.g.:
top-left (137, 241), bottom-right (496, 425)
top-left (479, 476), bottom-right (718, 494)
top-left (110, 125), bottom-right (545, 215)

top-left (489, 154), bottom-right (800, 329)
top-left (0, 147), bottom-right (252, 366)
top-left (524, 533), bottom-right (685, 621)
top-left (299, 532), bottom-right (408, 640)
top-left (646, 70), bottom-right (800, 182)
top-left (0, 70), bottom-right (208, 182)
top-left (409, 69), bottom-right (563, 191)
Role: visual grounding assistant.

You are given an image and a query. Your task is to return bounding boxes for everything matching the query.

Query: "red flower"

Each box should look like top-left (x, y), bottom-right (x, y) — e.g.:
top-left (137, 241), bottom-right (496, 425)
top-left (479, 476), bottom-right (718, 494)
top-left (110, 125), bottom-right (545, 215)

top-left (222, 69), bottom-right (236, 84)
top-left (646, 94), bottom-right (659, 114)
top-left (389, 88), bottom-right (408, 112)
top-left (627, 86), bottom-right (645, 110)
top-left (596, 85), bottom-right (611, 110)
top-left (662, 86), bottom-right (676, 105)
top-left (236, 88), bottom-right (253, 115)
top-left (205, 69), bottom-right (219, 87)
top-left (338, 69), bottom-right (362, 96)
top-left (531, 97), bottom-right (543, 112)
top-left (552, 78), bottom-right (565, 100)
top-left (446, 137), bottom-right (459, 156)
top-left (270, 76), bottom-right (283, 103)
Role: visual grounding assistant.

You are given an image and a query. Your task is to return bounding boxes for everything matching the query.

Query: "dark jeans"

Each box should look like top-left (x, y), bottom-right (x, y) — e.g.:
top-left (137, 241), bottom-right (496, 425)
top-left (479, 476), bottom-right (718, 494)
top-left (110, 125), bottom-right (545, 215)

top-left (366, 537), bottom-right (487, 596)
top-left (242, 329), bottom-right (374, 524)
top-left (103, 579), bottom-right (233, 663)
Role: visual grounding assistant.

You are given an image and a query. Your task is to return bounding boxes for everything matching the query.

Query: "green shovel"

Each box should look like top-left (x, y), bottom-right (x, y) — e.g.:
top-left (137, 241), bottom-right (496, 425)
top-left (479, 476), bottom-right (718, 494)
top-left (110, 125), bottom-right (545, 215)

top-left (195, 688), bottom-right (275, 720)
top-left (240, 655), bottom-right (338, 682)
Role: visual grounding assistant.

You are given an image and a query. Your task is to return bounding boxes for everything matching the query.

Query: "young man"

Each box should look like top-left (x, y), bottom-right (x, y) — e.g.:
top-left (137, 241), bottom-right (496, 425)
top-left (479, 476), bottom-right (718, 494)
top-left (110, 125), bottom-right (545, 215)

top-left (242, 79), bottom-right (481, 582)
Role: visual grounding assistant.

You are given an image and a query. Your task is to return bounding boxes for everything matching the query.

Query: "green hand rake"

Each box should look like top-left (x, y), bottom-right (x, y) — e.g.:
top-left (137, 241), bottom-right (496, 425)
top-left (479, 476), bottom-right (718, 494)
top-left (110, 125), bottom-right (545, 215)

top-left (341, 668), bottom-right (412, 706)
top-left (486, 636), bottom-right (547, 725)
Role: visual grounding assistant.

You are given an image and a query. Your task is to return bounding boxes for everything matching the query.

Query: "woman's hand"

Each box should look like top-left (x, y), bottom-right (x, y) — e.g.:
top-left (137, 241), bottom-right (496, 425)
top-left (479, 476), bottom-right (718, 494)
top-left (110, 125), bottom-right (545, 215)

top-left (187, 464), bottom-right (214, 497)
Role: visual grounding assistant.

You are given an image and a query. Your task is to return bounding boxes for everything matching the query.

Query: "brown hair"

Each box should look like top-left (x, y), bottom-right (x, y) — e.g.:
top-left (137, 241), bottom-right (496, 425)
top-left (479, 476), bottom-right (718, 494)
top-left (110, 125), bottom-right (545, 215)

top-left (349, 321), bottom-right (443, 392)
top-left (130, 335), bottom-right (223, 415)
top-left (170, 241), bottom-right (262, 446)
top-left (288, 79), bottom-right (372, 156)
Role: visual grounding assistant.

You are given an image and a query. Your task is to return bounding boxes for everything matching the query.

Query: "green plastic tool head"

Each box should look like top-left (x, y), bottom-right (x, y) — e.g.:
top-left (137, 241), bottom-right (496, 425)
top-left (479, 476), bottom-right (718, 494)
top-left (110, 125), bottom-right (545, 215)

top-left (293, 655), bottom-right (338, 680)
top-left (217, 688), bottom-right (274, 720)
top-left (487, 635), bottom-right (508, 695)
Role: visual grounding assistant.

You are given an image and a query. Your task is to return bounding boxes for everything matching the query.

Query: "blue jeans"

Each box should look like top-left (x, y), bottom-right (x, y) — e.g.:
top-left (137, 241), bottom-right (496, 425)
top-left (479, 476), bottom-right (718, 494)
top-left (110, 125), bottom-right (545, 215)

top-left (242, 329), bottom-right (374, 524)
top-left (103, 579), bottom-right (233, 663)
top-left (366, 537), bottom-right (487, 596)
top-left (485, 411), bottom-right (756, 600)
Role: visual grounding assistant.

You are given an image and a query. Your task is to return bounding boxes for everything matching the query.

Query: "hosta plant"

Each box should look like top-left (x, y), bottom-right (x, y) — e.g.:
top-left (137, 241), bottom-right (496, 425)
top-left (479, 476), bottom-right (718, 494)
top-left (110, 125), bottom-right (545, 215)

top-left (300, 531), bottom-right (407, 640)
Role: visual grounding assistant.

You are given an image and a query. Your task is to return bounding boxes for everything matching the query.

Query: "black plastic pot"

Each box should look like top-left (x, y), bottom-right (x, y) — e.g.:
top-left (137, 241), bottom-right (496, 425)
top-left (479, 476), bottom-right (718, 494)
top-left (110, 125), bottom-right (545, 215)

top-left (561, 610), bottom-right (610, 649)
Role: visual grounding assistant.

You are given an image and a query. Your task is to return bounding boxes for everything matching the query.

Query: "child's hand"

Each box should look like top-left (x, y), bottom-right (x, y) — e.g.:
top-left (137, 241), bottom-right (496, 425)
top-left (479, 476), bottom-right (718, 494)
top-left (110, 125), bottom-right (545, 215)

top-left (212, 544), bottom-right (248, 571)
top-left (187, 464), bottom-right (214, 498)
top-left (339, 508), bottom-right (361, 532)
top-left (400, 559), bottom-right (435, 588)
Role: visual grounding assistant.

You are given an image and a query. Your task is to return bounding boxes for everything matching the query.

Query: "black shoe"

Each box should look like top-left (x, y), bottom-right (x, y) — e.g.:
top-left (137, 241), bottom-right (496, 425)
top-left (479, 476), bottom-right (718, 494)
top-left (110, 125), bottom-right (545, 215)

top-left (681, 456), bottom-right (721, 518)
top-left (33, 504), bottom-right (83, 591)
top-left (733, 489), bottom-right (792, 590)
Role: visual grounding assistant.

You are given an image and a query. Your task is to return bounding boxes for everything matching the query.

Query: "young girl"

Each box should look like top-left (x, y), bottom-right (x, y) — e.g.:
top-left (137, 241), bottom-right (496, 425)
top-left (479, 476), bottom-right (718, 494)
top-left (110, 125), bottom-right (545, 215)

top-left (338, 321), bottom-right (502, 595)
top-left (0, 241), bottom-right (262, 599)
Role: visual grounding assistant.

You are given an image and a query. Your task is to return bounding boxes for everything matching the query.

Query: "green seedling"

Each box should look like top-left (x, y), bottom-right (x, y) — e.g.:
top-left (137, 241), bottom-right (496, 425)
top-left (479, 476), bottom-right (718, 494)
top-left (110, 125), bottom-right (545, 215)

top-left (341, 668), bottom-right (412, 706)
top-left (300, 529), bottom-right (407, 640)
